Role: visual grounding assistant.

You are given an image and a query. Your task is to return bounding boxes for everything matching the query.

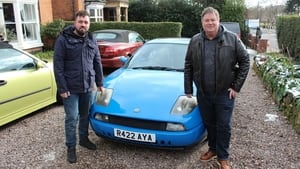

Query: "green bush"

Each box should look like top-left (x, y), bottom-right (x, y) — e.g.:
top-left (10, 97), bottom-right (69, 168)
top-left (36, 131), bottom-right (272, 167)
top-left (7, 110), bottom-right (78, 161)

top-left (41, 19), bottom-right (65, 38)
top-left (41, 19), bottom-right (65, 50)
top-left (277, 15), bottom-right (300, 60)
top-left (254, 53), bottom-right (300, 134)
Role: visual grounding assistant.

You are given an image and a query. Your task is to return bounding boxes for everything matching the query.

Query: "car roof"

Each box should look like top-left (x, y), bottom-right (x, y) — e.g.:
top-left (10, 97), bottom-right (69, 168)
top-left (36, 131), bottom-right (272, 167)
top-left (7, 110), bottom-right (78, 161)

top-left (146, 38), bottom-right (190, 45)
top-left (93, 29), bottom-right (135, 33)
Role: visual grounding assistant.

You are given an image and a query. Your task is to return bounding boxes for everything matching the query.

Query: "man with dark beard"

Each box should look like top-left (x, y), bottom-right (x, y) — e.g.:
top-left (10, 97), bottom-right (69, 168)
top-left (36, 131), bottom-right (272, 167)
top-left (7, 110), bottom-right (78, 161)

top-left (53, 10), bottom-right (104, 163)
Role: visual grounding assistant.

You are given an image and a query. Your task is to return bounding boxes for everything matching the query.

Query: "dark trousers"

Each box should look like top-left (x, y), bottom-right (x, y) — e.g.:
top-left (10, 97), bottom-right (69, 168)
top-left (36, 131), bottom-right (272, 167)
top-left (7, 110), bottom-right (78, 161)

top-left (197, 90), bottom-right (234, 160)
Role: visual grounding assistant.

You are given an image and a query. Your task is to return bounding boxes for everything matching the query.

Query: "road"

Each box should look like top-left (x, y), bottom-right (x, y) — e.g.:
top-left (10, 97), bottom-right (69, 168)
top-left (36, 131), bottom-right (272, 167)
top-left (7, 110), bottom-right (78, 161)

top-left (249, 28), bottom-right (279, 53)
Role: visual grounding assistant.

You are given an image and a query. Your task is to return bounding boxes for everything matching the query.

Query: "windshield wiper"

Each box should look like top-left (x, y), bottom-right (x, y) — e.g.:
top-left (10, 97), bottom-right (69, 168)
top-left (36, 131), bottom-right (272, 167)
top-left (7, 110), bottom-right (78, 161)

top-left (131, 66), bottom-right (183, 72)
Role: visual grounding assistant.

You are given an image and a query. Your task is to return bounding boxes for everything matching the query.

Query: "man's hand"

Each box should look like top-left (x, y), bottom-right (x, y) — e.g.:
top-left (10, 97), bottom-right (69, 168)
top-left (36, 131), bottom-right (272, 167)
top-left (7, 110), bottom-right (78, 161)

top-left (60, 91), bottom-right (70, 98)
top-left (98, 86), bottom-right (103, 93)
top-left (228, 88), bottom-right (237, 99)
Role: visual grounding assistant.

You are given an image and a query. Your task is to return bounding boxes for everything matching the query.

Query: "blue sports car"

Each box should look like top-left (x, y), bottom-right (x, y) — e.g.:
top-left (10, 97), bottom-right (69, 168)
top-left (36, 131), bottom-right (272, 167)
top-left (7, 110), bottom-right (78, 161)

top-left (90, 38), bottom-right (206, 148)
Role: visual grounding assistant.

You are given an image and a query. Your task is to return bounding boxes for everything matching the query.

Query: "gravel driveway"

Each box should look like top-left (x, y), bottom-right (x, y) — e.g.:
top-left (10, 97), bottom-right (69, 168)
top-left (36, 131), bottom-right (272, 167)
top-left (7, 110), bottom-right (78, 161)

top-left (0, 53), bottom-right (300, 169)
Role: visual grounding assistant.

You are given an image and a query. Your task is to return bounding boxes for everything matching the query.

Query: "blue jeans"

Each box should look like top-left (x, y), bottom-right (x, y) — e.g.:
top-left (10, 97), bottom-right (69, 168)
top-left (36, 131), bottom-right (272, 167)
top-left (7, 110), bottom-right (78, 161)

top-left (197, 90), bottom-right (234, 160)
top-left (63, 92), bottom-right (93, 148)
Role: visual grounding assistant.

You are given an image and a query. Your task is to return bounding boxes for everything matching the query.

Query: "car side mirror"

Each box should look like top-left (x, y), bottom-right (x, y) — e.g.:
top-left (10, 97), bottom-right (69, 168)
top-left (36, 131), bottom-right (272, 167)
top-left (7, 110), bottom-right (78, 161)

top-left (36, 61), bottom-right (45, 69)
top-left (120, 56), bottom-right (129, 63)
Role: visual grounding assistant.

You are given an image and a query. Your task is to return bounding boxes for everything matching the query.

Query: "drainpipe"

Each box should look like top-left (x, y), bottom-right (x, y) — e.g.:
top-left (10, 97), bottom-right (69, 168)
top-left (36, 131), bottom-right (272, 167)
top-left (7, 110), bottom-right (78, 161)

top-left (73, 0), bottom-right (75, 20)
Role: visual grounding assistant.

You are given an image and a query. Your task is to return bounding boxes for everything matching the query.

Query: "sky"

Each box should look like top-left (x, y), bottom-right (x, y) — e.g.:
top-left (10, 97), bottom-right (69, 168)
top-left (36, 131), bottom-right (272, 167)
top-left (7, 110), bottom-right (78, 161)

top-left (245, 0), bottom-right (287, 7)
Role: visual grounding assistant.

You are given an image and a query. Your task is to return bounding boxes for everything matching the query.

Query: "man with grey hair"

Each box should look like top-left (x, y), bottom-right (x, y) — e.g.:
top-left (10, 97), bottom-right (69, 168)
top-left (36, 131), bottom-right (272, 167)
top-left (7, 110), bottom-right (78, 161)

top-left (184, 7), bottom-right (250, 169)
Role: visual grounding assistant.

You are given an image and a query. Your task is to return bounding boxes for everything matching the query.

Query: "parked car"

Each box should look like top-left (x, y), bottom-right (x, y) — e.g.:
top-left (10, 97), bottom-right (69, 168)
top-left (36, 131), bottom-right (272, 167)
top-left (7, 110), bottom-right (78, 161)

top-left (89, 38), bottom-right (206, 148)
top-left (221, 22), bottom-right (241, 39)
top-left (0, 42), bottom-right (58, 126)
top-left (93, 29), bottom-right (145, 68)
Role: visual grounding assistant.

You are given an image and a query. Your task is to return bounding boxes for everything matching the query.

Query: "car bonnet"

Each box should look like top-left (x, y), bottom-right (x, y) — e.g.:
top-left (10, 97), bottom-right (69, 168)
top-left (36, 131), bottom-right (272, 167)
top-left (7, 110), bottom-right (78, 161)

top-left (96, 69), bottom-right (187, 120)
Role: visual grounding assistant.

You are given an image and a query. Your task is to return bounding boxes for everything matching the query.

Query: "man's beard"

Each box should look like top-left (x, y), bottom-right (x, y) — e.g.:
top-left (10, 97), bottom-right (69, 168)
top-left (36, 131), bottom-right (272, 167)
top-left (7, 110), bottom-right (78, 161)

top-left (75, 27), bottom-right (86, 36)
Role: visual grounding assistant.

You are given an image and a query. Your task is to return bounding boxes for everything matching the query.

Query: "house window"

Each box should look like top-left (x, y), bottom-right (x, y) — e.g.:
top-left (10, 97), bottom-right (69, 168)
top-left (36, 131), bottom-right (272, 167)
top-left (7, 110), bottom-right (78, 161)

top-left (3, 3), bottom-right (17, 42)
top-left (86, 3), bottom-right (104, 23)
top-left (20, 3), bottom-right (38, 40)
top-left (0, 0), bottom-right (42, 50)
top-left (89, 8), bottom-right (103, 22)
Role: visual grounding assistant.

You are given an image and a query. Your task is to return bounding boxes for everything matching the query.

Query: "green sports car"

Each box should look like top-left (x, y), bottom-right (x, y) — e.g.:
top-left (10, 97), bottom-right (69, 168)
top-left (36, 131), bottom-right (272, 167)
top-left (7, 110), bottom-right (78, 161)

top-left (0, 42), bottom-right (58, 126)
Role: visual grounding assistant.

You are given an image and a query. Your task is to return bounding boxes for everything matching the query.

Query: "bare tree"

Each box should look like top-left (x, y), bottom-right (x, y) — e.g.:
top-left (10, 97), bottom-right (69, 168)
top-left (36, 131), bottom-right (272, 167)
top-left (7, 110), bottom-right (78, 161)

top-left (247, 4), bottom-right (285, 28)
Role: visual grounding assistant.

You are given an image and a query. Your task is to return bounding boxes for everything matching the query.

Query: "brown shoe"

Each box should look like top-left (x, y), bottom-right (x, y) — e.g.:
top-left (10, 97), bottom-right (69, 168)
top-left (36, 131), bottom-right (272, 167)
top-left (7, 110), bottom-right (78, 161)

top-left (217, 160), bottom-right (230, 169)
top-left (199, 150), bottom-right (217, 162)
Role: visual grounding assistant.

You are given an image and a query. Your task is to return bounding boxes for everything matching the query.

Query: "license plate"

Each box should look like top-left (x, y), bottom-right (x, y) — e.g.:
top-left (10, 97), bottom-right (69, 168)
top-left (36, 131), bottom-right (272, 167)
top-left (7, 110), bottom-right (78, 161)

top-left (114, 128), bottom-right (156, 143)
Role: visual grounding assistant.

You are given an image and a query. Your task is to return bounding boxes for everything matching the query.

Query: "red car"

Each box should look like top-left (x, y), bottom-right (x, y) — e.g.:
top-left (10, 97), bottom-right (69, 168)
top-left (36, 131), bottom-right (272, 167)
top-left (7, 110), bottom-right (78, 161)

top-left (93, 29), bottom-right (145, 68)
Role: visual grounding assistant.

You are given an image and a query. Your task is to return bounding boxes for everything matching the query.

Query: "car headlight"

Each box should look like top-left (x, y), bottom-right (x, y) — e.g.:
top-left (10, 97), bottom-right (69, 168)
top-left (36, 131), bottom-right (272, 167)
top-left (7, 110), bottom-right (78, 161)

top-left (94, 114), bottom-right (110, 122)
top-left (171, 96), bottom-right (198, 115)
top-left (95, 88), bottom-right (113, 106)
top-left (166, 123), bottom-right (185, 131)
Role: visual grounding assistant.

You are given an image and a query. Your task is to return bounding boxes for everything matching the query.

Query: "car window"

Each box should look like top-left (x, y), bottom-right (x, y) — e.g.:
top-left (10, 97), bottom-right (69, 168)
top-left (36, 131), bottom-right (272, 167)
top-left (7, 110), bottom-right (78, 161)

top-left (128, 43), bottom-right (188, 70)
top-left (128, 32), bottom-right (144, 43)
top-left (221, 22), bottom-right (241, 38)
top-left (93, 32), bottom-right (117, 41)
top-left (0, 48), bottom-right (35, 72)
top-left (136, 35), bottom-right (145, 43)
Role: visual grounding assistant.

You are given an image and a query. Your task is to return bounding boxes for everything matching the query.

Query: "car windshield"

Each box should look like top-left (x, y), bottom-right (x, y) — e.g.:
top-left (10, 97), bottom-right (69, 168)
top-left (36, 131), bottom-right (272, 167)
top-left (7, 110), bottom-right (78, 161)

top-left (127, 43), bottom-right (188, 71)
top-left (0, 48), bottom-right (35, 72)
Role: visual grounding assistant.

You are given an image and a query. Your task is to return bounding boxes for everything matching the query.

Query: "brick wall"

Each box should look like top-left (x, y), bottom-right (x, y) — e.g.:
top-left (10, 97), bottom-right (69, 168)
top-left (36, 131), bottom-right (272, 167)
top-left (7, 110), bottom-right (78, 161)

top-left (51, 0), bottom-right (84, 21)
top-left (39, 0), bottom-right (54, 24)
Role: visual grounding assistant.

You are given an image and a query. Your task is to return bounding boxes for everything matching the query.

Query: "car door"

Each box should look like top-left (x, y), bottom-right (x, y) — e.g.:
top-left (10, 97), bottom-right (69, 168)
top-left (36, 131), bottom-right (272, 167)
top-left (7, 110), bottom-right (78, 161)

top-left (0, 47), bottom-right (56, 126)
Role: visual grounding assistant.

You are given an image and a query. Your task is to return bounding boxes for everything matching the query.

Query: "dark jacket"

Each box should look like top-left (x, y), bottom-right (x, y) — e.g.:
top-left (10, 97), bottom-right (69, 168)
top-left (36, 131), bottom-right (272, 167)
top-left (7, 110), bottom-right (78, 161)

top-left (184, 25), bottom-right (250, 95)
top-left (54, 25), bottom-right (103, 94)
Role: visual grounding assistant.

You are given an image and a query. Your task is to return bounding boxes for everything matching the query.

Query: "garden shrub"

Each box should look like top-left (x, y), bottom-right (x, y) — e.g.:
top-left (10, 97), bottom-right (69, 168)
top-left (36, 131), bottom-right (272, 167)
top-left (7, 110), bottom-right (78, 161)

top-left (254, 53), bottom-right (300, 134)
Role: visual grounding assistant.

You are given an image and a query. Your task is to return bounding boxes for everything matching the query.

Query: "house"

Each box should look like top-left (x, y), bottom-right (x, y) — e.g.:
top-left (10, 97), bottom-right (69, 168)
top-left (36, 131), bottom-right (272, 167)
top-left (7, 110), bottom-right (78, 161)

top-left (0, 0), bottom-right (128, 52)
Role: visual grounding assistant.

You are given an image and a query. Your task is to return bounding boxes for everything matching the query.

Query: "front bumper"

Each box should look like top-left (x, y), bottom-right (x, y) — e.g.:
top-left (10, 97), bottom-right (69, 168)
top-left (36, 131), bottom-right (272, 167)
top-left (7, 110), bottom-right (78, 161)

top-left (90, 116), bottom-right (206, 148)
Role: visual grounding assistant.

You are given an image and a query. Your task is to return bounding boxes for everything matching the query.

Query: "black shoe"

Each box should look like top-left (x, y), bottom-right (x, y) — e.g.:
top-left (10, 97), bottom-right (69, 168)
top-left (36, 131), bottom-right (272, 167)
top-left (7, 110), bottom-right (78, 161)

top-left (67, 147), bottom-right (77, 163)
top-left (79, 137), bottom-right (96, 150)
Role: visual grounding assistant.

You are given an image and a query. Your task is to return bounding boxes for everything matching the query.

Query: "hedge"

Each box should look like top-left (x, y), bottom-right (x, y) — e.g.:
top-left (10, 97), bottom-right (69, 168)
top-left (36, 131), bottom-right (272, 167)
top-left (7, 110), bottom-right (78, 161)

top-left (41, 20), bottom-right (182, 50)
top-left (253, 53), bottom-right (300, 134)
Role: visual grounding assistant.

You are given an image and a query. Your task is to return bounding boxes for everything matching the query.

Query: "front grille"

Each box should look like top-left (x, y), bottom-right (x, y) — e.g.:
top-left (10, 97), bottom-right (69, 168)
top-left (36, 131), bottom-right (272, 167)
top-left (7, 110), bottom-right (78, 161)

top-left (107, 114), bottom-right (167, 130)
